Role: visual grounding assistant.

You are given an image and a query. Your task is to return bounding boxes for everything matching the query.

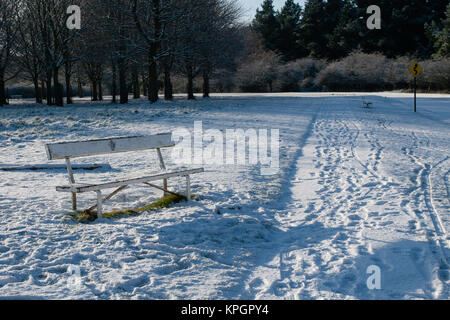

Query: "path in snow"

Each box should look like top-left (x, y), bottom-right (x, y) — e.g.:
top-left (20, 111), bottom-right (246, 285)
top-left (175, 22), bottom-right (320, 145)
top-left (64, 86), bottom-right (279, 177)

top-left (243, 96), bottom-right (449, 299)
top-left (0, 94), bottom-right (448, 299)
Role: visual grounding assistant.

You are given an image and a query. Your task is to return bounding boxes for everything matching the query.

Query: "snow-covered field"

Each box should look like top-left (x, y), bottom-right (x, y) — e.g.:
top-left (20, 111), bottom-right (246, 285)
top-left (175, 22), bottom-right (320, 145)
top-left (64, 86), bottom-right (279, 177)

top-left (0, 93), bottom-right (449, 300)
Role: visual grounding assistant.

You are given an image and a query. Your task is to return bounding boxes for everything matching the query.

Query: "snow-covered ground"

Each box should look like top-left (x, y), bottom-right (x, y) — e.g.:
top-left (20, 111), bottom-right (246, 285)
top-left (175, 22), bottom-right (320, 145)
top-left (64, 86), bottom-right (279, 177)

top-left (0, 93), bottom-right (449, 300)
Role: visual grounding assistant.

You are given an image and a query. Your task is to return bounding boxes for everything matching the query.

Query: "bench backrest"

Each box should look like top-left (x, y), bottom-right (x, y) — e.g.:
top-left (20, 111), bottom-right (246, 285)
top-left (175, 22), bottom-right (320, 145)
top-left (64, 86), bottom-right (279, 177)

top-left (45, 133), bottom-right (174, 160)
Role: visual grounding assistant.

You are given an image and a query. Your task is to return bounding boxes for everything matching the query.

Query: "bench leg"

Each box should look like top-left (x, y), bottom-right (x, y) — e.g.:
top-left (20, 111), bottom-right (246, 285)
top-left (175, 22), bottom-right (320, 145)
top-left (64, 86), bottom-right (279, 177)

top-left (163, 178), bottom-right (168, 197)
top-left (96, 191), bottom-right (103, 219)
top-left (186, 175), bottom-right (191, 202)
top-left (72, 193), bottom-right (77, 211)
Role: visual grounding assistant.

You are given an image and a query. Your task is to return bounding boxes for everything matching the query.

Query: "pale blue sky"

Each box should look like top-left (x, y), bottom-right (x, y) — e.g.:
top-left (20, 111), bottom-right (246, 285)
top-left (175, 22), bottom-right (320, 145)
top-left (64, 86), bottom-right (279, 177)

top-left (239, 0), bottom-right (306, 22)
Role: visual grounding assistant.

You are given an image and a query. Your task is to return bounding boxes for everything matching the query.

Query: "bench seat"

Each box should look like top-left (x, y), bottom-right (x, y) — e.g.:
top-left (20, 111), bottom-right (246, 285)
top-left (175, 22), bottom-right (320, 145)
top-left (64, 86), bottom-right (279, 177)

top-left (56, 168), bottom-right (204, 193)
top-left (46, 134), bottom-right (204, 219)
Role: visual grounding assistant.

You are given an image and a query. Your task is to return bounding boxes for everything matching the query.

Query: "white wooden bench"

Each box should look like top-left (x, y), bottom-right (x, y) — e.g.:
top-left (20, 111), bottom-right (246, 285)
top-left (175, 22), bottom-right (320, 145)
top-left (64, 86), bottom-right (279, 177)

top-left (45, 134), bottom-right (204, 219)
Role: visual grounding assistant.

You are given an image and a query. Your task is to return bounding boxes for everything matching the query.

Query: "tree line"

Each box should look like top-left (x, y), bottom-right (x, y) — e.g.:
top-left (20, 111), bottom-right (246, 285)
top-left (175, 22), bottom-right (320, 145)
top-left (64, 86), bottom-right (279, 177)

top-left (253, 0), bottom-right (449, 61)
top-left (1, 0), bottom-right (448, 107)
top-left (0, 0), bottom-right (242, 106)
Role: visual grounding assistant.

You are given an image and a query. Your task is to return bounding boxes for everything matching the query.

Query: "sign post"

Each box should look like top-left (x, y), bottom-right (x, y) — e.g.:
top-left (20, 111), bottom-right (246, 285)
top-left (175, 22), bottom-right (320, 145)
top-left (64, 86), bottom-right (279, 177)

top-left (409, 62), bottom-right (423, 113)
top-left (414, 77), bottom-right (417, 113)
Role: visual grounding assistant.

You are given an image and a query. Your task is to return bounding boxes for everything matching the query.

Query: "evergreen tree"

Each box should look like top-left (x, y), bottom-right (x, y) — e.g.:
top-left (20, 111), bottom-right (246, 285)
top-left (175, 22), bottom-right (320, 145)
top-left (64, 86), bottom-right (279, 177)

top-left (432, 3), bottom-right (450, 58)
top-left (297, 0), bottom-right (328, 58)
top-left (252, 0), bottom-right (281, 52)
top-left (277, 0), bottom-right (305, 60)
top-left (355, 0), bottom-right (448, 58)
top-left (326, 0), bottom-right (360, 59)
top-left (298, 0), bottom-right (352, 59)
top-left (253, 0), bottom-right (447, 60)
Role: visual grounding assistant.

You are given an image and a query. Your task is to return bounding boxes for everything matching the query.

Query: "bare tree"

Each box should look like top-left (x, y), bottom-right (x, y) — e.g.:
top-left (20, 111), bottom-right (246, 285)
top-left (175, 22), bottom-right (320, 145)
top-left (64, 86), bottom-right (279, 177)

top-left (175, 0), bottom-right (242, 99)
top-left (0, 0), bottom-right (20, 106)
top-left (23, 0), bottom-right (81, 106)
top-left (95, 0), bottom-right (135, 104)
top-left (198, 0), bottom-right (242, 98)
top-left (5, 0), bottom-right (243, 106)
top-left (132, 0), bottom-right (166, 103)
top-left (17, 13), bottom-right (44, 104)
top-left (79, 4), bottom-right (106, 102)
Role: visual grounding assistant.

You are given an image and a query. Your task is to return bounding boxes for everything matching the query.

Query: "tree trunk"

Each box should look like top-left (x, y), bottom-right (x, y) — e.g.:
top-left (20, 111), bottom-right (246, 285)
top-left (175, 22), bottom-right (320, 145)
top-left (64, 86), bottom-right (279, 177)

top-left (164, 64), bottom-right (173, 100)
top-left (187, 64), bottom-right (195, 100)
top-left (65, 73), bottom-right (72, 104)
top-left (0, 73), bottom-right (5, 106)
top-left (92, 81), bottom-right (98, 101)
top-left (119, 59), bottom-right (128, 104)
top-left (132, 68), bottom-right (140, 99)
top-left (98, 78), bottom-right (103, 101)
top-left (142, 74), bottom-right (148, 97)
top-left (112, 61), bottom-right (117, 103)
top-left (41, 78), bottom-right (47, 100)
top-left (65, 58), bottom-right (73, 104)
top-left (46, 70), bottom-right (53, 106)
top-left (77, 79), bottom-right (83, 98)
top-left (148, 59), bottom-right (159, 103)
top-left (53, 67), bottom-right (63, 106)
top-left (34, 78), bottom-right (42, 104)
top-left (148, 0), bottom-right (161, 104)
top-left (203, 71), bottom-right (210, 98)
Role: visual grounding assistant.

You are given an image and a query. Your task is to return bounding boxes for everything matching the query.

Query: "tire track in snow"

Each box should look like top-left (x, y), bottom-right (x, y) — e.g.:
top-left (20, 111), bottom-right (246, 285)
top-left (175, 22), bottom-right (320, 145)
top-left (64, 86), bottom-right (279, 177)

top-left (319, 99), bottom-right (449, 299)
top-left (403, 143), bottom-right (449, 262)
top-left (302, 100), bottom-right (402, 298)
top-left (402, 143), bottom-right (449, 297)
top-left (248, 99), bottom-right (397, 299)
top-left (243, 96), bottom-right (449, 299)
top-left (359, 96), bottom-right (449, 297)
top-left (241, 100), bottom-right (370, 299)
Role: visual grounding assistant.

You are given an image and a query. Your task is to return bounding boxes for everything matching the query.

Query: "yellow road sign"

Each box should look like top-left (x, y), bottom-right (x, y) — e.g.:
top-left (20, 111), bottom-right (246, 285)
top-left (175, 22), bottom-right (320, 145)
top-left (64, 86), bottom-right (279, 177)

top-left (409, 62), bottom-right (423, 78)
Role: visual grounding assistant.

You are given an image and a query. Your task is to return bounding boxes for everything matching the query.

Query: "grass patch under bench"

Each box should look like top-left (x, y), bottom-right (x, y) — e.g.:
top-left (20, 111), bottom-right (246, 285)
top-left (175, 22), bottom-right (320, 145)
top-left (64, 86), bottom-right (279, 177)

top-left (73, 193), bottom-right (195, 223)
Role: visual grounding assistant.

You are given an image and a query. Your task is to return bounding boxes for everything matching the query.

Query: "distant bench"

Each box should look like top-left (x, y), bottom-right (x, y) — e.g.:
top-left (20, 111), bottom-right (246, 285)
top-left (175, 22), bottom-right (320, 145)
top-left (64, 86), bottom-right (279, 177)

top-left (45, 134), bottom-right (204, 219)
top-left (362, 100), bottom-right (373, 108)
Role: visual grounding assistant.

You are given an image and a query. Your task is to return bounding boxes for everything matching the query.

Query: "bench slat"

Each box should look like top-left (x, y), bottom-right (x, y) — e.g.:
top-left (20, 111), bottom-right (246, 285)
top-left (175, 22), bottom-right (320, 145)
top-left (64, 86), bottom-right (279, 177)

top-left (46, 134), bottom-right (174, 160)
top-left (56, 168), bottom-right (205, 193)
